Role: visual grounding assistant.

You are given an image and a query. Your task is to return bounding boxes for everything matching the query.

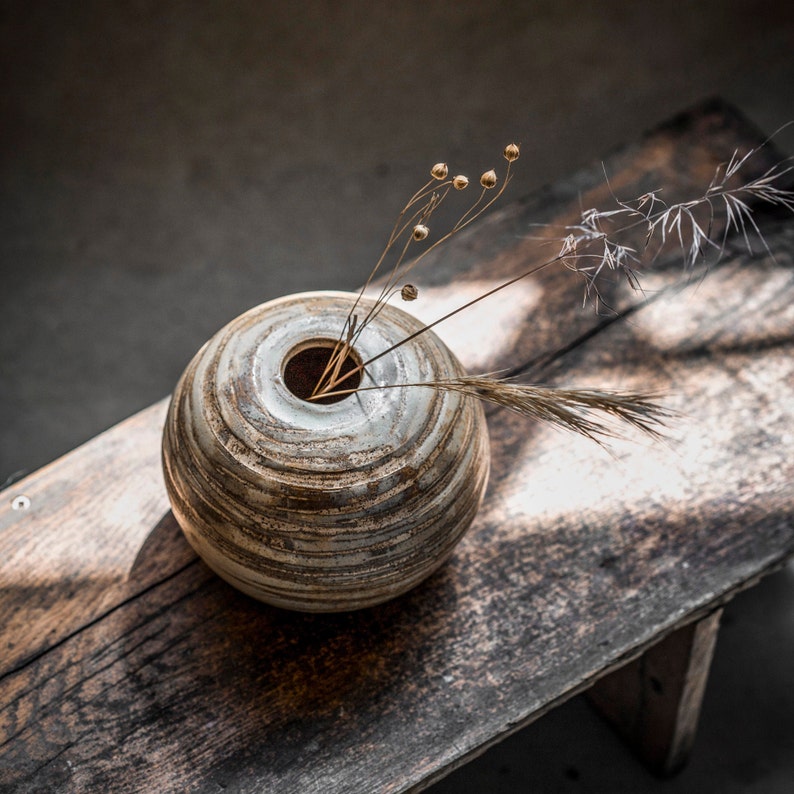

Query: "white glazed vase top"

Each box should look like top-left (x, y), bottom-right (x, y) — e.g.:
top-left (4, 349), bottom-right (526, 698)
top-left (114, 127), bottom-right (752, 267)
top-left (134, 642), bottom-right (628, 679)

top-left (162, 291), bottom-right (490, 612)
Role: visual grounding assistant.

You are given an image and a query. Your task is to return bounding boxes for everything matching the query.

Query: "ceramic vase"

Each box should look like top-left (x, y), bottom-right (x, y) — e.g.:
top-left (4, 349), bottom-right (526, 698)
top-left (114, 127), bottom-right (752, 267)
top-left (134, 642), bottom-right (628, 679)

top-left (161, 291), bottom-right (489, 611)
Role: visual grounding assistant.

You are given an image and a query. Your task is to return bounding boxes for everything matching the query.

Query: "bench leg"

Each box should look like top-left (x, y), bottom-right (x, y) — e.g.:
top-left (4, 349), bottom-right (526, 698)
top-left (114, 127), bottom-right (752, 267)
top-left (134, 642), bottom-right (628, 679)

top-left (587, 609), bottom-right (723, 776)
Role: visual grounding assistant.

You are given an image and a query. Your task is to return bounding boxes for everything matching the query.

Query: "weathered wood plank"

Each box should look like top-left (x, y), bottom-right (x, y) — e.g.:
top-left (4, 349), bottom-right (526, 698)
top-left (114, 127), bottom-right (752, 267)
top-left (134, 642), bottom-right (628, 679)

top-left (588, 609), bottom-right (723, 776)
top-left (0, 400), bottom-right (174, 675)
top-left (1, 99), bottom-right (793, 792)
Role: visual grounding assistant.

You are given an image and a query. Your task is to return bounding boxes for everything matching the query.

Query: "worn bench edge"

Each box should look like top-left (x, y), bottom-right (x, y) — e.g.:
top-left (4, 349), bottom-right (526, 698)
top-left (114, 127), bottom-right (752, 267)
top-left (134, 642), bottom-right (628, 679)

top-left (411, 548), bottom-right (793, 793)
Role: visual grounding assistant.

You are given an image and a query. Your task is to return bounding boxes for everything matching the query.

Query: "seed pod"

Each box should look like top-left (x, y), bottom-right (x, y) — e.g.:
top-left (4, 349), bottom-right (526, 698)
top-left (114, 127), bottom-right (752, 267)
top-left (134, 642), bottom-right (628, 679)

top-left (480, 170), bottom-right (498, 189)
top-left (401, 284), bottom-right (419, 301)
top-left (431, 162), bottom-right (448, 180)
top-left (452, 175), bottom-right (469, 190)
top-left (503, 143), bottom-right (520, 162)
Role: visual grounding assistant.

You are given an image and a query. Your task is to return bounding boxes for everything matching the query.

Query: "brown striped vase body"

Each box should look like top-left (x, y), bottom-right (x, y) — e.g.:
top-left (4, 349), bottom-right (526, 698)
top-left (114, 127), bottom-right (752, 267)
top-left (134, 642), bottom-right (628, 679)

top-left (161, 291), bottom-right (489, 612)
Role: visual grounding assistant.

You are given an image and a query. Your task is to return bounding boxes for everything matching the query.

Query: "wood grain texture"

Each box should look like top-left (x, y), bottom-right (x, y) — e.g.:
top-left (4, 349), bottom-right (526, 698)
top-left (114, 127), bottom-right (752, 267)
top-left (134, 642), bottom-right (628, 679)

top-left (1, 99), bottom-right (793, 792)
top-left (588, 610), bottom-right (723, 776)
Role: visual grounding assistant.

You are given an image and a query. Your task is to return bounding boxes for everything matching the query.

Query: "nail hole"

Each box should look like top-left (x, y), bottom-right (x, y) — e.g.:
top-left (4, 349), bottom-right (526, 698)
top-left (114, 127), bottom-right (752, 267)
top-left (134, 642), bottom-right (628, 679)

top-left (11, 494), bottom-right (31, 511)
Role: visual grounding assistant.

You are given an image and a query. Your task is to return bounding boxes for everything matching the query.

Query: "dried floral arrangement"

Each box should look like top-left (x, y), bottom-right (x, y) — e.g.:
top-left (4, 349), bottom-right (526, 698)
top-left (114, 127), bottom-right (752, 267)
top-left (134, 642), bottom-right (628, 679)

top-left (303, 136), bottom-right (794, 444)
top-left (162, 121), bottom-right (794, 612)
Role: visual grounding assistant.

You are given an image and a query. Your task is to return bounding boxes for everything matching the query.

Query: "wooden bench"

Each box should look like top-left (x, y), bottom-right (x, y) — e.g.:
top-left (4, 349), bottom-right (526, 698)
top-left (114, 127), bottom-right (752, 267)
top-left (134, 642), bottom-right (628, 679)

top-left (2, 99), bottom-right (793, 792)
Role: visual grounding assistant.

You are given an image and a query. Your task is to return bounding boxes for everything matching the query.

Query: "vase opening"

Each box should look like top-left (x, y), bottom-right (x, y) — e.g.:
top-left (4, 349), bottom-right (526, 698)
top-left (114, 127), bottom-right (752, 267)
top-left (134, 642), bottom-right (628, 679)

top-left (282, 339), bottom-right (363, 405)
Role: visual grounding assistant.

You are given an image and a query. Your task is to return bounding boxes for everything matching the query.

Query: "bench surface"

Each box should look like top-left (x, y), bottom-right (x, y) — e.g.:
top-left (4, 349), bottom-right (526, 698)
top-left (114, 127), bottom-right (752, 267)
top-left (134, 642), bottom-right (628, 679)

top-left (2, 99), bottom-right (793, 792)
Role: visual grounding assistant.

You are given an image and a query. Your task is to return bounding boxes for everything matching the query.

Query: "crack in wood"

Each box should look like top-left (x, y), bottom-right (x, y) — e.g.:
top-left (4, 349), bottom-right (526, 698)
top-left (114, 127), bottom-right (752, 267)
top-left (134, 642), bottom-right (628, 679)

top-left (0, 557), bottom-right (201, 689)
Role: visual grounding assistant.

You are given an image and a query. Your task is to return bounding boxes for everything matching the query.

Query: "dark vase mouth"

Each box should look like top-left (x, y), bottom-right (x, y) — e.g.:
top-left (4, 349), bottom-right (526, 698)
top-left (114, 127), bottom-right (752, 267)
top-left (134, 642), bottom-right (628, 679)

top-left (282, 338), bottom-right (363, 405)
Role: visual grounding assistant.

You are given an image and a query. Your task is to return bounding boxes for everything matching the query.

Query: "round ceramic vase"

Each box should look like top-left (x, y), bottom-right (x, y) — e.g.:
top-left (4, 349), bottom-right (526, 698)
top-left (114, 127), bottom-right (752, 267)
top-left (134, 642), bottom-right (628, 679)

top-left (161, 291), bottom-right (489, 612)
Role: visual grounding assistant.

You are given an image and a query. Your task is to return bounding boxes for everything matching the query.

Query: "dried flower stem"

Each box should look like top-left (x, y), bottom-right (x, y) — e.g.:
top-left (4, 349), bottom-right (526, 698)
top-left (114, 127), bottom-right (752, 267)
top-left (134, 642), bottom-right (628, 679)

top-left (316, 253), bottom-right (563, 396)
top-left (306, 135), bottom-right (793, 444)
top-left (312, 145), bottom-right (520, 397)
top-left (311, 175), bottom-right (452, 392)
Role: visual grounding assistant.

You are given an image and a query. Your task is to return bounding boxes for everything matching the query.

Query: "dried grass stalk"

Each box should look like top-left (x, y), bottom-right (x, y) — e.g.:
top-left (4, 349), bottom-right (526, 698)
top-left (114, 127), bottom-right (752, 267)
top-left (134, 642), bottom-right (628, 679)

top-left (311, 376), bottom-right (672, 445)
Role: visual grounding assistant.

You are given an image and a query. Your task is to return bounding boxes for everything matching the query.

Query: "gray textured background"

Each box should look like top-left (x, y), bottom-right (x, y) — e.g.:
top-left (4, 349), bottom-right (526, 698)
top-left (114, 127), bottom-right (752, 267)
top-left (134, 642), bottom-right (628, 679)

top-left (2, 2), bottom-right (793, 791)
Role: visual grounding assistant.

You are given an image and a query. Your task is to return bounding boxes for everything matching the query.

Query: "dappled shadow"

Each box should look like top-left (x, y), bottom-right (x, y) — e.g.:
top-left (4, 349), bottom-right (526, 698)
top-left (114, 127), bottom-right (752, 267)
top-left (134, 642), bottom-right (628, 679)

top-left (5, 100), bottom-right (793, 792)
top-left (129, 509), bottom-right (198, 581)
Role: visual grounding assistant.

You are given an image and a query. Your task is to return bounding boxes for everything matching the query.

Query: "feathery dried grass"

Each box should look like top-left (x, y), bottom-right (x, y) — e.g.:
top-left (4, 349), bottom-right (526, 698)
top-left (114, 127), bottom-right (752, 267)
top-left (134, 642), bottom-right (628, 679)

top-left (310, 376), bottom-right (672, 445)
top-left (307, 133), bottom-right (794, 445)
